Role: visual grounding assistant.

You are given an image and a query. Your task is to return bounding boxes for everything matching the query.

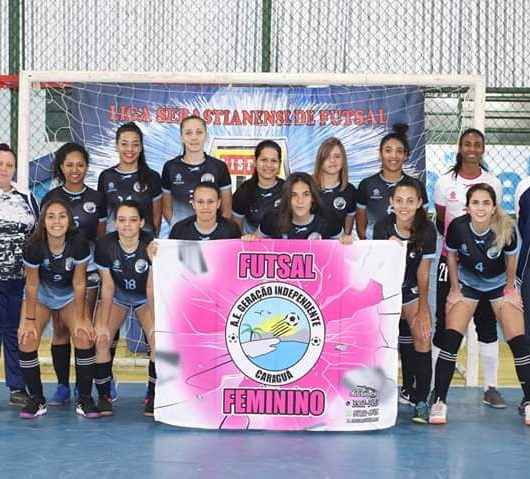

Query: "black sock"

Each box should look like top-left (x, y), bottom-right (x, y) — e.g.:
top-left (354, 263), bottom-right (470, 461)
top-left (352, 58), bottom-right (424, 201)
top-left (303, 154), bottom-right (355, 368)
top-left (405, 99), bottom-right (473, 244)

top-left (75, 347), bottom-right (96, 399)
top-left (19, 350), bottom-right (44, 402)
top-left (414, 350), bottom-right (432, 403)
top-left (508, 335), bottom-right (530, 401)
top-left (434, 329), bottom-right (463, 402)
top-left (399, 338), bottom-right (415, 391)
top-left (94, 361), bottom-right (112, 397)
top-left (147, 360), bottom-right (156, 397)
top-left (51, 343), bottom-right (71, 387)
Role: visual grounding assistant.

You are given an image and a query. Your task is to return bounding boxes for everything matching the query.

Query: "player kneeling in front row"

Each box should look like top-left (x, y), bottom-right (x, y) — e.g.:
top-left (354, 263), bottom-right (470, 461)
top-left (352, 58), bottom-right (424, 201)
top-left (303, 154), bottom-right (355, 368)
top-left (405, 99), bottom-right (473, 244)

top-left (374, 178), bottom-right (436, 423)
top-left (430, 183), bottom-right (530, 425)
top-left (93, 201), bottom-right (156, 417)
top-left (18, 199), bottom-right (98, 419)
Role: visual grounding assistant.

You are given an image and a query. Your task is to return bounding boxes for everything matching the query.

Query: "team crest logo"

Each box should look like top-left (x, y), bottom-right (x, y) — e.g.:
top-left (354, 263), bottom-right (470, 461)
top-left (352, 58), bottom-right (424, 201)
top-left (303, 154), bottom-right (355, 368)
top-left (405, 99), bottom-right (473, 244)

top-left (107, 182), bottom-right (116, 192)
top-left (201, 173), bottom-right (215, 183)
top-left (487, 246), bottom-right (501, 259)
top-left (133, 181), bottom-right (146, 193)
top-left (83, 201), bottom-right (96, 214)
top-left (409, 251), bottom-right (416, 259)
top-left (226, 282), bottom-right (324, 386)
top-left (64, 257), bottom-right (75, 271)
top-left (460, 244), bottom-right (470, 256)
top-left (449, 190), bottom-right (458, 201)
top-left (174, 173), bottom-right (183, 185)
top-left (333, 196), bottom-right (347, 211)
top-left (135, 258), bottom-right (149, 274)
top-left (370, 188), bottom-right (383, 200)
top-left (273, 199), bottom-right (281, 208)
top-left (112, 259), bottom-right (121, 271)
top-left (307, 232), bottom-right (322, 240)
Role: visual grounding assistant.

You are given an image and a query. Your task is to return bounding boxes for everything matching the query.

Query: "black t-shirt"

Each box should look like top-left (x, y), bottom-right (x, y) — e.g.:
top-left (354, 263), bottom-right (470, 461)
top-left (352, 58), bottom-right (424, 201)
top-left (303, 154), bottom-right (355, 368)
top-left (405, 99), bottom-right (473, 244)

top-left (446, 215), bottom-right (517, 288)
top-left (357, 172), bottom-right (428, 239)
top-left (97, 166), bottom-right (162, 233)
top-left (41, 186), bottom-right (106, 242)
top-left (318, 182), bottom-right (357, 232)
top-left (23, 232), bottom-right (90, 289)
top-left (259, 211), bottom-right (341, 239)
top-left (373, 213), bottom-right (437, 289)
top-left (94, 231), bottom-right (154, 296)
top-left (161, 154), bottom-right (232, 226)
top-left (232, 178), bottom-right (284, 232)
top-left (169, 216), bottom-right (241, 240)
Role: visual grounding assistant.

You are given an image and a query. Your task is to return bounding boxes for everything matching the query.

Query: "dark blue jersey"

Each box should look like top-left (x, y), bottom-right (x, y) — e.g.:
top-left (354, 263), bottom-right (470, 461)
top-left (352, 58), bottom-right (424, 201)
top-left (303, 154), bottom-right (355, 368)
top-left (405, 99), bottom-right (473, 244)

top-left (373, 213), bottom-right (437, 290)
top-left (169, 216), bottom-right (241, 240)
top-left (232, 178), bottom-right (284, 233)
top-left (97, 166), bottom-right (162, 234)
top-left (446, 215), bottom-right (517, 291)
top-left (357, 172), bottom-right (428, 239)
top-left (41, 186), bottom-right (106, 242)
top-left (259, 211), bottom-right (341, 239)
top-left (161, 154), bottom-right (232, 227)
top-left (318, 182), bottom-right (357, 232)
top-left (94, 231), bottom-right (154, 297)
top-left (23, 232), bottom-right (90, 289)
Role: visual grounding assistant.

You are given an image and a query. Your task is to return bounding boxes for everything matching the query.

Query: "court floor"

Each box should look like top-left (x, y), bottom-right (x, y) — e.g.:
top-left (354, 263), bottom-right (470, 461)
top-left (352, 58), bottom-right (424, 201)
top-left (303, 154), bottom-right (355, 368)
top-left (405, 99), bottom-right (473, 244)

top-left (1, 384), bottom-right (529, 479)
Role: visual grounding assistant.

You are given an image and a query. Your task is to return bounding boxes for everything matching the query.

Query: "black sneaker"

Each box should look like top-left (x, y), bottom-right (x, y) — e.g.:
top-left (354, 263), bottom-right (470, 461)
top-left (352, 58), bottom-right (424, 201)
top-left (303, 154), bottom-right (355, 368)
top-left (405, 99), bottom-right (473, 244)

top-left (76, 396), bottom-right (100, 419)
top-left (9, 389), bottom-right (29, 407)
top-left (19, 397), bottom-right (47, 419)
top-left (97, 395), bottom-right (113, 416)
top-left (399, 386), bottom-right (416, 406)
top-left (144, 395), bottom-right (154, 417)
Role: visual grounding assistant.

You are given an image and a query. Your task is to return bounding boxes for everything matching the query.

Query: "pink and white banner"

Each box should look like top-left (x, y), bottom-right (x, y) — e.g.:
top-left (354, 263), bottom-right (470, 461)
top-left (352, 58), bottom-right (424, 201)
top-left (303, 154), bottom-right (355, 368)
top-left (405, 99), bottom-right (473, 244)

top-left (153, 239), bottom-right (405, 431)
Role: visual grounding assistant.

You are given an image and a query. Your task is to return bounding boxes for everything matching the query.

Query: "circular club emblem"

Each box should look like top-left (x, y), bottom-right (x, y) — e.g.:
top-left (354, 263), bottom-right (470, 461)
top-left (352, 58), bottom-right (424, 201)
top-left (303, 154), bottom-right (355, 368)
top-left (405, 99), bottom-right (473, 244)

top-left (133, 181), bottom-right (145, 193)
top-left (307, 232), bottom-right (322, 240)
top-left (83, 201), bottom-right (96, 214)
top-left (135, 258), bottom-right (149, 274)
top-left (333, 196), bottom-right (347, 211)
top-left (201, 173), bottom-right (215, 183)
top-left (64, 257), bottom-right (75, 271)
top-left (226, 282), bottom-right (324, 386)
top-left (487, 246), bottom-right (501, 259)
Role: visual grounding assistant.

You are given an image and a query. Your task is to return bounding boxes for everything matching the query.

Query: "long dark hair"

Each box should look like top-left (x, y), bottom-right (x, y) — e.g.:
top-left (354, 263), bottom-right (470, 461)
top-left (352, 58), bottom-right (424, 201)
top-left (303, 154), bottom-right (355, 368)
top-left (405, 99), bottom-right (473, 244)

top-left (180, 115), bottom-right (207, 155)
top-left (53, 142), bottom-right (89, 184)
top-left (30, 198), bottom-right (76, 246)
top-left (244, 139), bottom-right (282, 198)
top-left (391, 177), bottom-right (429, 250)
top-left (116, 122), bottom-right (151, 189)
top-left (313, 137), bottom-right (349, 191)
top-left (449, 128), bottom-right (487, 177)
top-left (278, 172), bottom-right (323, 234)
top-left (379, 123), bottom-right (410, 158)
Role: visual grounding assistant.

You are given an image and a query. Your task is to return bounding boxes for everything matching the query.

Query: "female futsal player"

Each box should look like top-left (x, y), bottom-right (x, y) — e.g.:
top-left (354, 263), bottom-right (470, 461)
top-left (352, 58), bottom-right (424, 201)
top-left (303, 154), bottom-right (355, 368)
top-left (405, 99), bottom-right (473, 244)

top-left (18, 199), bottom-right (98, 418)
top-left (161, 115), bottom-right (232, 229)
top-left (374, 177), bottom-right (436, 423)
top-left (42, 143), bottom-right (107, 406)
top-left (313, 137), bottom-right (357, 237)
top-left (430, 184), bottom-right (530, 425)
top-left (232, 140), bottom-right (284, 234)
top-left (93, 200), bottom-right (156, 417)
top-left (98, 122), bottom-right (162, 235)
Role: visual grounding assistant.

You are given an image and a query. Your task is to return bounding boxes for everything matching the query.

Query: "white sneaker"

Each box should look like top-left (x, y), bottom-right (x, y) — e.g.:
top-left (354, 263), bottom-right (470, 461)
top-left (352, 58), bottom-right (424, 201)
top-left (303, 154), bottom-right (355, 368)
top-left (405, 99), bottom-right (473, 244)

top-left (524, 402), bottom-right (530, 426)
top-left (429, 399), bottom-right (447, 424)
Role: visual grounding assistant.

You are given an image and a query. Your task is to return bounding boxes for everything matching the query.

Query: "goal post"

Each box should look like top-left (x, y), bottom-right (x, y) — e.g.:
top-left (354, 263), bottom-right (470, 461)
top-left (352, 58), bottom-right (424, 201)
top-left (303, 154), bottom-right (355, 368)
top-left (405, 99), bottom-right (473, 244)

top-left (15, 70), bottom-right (486, 385)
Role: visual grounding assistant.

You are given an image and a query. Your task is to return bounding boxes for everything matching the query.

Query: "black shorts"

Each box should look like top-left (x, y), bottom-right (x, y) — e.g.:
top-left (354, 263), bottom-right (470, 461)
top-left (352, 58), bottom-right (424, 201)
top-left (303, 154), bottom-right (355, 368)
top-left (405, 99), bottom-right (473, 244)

top-left (402, 285), bottom-right (419, 306)
top-left (461, 284), bottom-right (505, 303)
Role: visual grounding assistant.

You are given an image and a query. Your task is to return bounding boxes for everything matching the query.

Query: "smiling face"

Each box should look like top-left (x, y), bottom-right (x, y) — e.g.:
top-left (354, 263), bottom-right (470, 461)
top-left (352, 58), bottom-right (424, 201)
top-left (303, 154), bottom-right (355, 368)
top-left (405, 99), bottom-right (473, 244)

top-left (192, 186), bottom-right (220, 223)
top-left (60, 151), bottom-right (87, 188)
top-left (321, 145), bottom-right (344, 178)
top-left (290, 180), bottom-right (313, 221)
top-left (116, 205), bottom-right (144, 240)
top-left (390, 185), bottom-right (423, 224)
top-left (255, 147), bottom-right (281, 183)
top-left (181, 118), bottom-right (207, 154)
top-left (380, 138), bottom-right (407, 174)
top-left (0, 150), bottom-right (16, 190)
top-left (467, 189), bottom-right (495, 227)
top-left (44, 202), bottom-right (70, 239)
top-left (459, 132), bottom-right (485, 166)
top-left (116, 130), bottom-right (142, 167)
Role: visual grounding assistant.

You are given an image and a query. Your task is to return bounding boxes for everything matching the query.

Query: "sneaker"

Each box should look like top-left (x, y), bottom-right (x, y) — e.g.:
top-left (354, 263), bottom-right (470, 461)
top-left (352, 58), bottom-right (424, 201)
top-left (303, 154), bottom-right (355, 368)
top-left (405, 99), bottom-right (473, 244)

top-left (429, 399), bottom-right (447, 425)
top-left (19, 397), bottom-right (47, 419)
top-left (110, 379), bottom-right (118, 402)
top-left (76, 396), bottom-right (100, 419)
top-left (524, 402), bottom-right (530, 426)
top-left (48, 384), bottom-right (71, 406)
top-left (97, 395), bottom-right (113, 416)
top-left (412, 401), bottom-right (430, 424)
top-left (399, 386), bottom-right (415, 406)
top-left (144, 395), bottom-right (154, 417)
top-left (9, 389), bottom-right (29, 407)
top-left (483, 387), bottom-right (507, 409)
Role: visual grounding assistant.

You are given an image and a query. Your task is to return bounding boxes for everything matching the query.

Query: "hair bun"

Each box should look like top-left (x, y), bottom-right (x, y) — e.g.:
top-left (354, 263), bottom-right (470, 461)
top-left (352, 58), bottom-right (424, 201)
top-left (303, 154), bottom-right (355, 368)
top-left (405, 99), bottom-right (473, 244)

top-left (392, 123), bottom-right (409, 137)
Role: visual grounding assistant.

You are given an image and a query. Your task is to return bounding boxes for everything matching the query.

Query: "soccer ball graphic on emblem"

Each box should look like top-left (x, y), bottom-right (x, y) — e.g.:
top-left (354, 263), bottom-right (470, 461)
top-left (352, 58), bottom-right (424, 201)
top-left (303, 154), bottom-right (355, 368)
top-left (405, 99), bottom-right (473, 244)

top-left (284, 312), bottom-right (300, 327)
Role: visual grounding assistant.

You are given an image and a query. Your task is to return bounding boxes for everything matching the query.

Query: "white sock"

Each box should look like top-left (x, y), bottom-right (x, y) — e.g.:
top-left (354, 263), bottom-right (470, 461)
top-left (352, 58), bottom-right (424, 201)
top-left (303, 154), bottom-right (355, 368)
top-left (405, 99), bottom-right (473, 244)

top-left (431, 345), bottom-right (441, 389)
top-left (479, 340), bottom-right (499, 391)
